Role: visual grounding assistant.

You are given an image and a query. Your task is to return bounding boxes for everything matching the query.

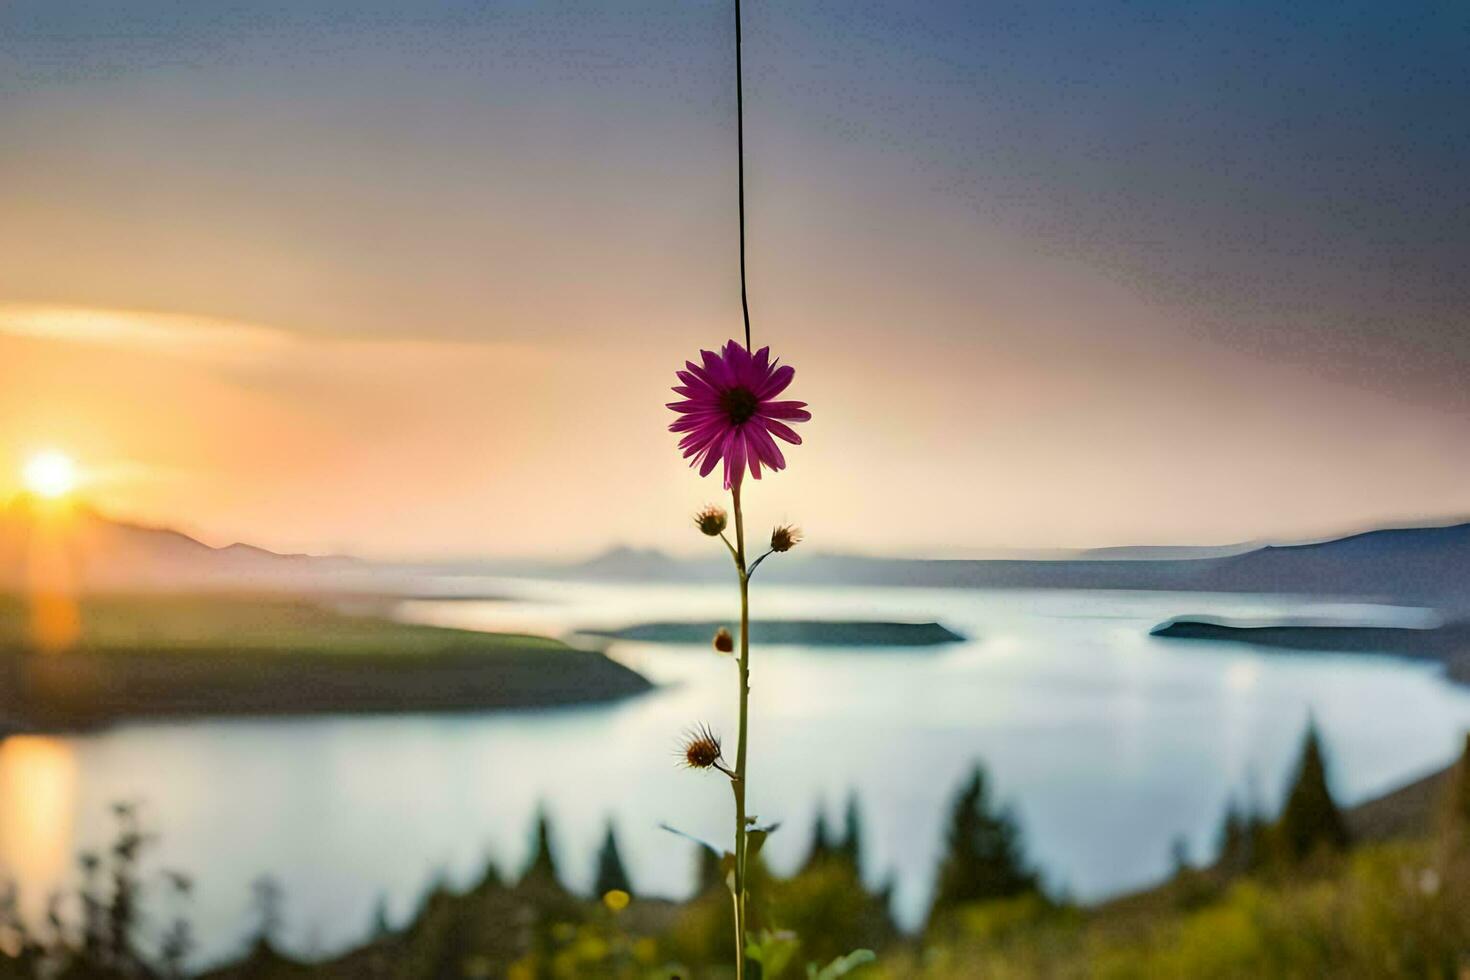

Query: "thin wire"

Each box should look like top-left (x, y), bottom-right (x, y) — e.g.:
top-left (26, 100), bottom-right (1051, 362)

top-left (735, 0), bottom-right (751, 351)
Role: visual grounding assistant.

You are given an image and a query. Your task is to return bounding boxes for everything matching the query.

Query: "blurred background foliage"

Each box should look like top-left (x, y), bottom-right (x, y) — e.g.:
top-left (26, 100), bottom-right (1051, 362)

top-left (4, 726), bottom-right (1470, 978)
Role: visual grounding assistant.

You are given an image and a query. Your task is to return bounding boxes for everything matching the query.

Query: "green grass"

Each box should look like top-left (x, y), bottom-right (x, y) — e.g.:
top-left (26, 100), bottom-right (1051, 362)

top-left (0, 592), bottom-right (650, 727)
top-left (195, 833), bottom-right (1470, 979)
top-left (867, 839), bottom-right (1470, 980)
top-left (0, 592), bottom-right (570, 658)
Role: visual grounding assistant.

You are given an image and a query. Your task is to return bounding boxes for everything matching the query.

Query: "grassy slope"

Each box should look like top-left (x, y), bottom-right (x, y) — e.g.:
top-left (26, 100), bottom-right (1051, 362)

top-left (0, 593), bottom-right (572, 655)
top-left (193, 833), bottom-right (1470, 979)
top-left (879, 839), bottom-right (1470, 980)
top-left (0, 593), bottom-right (651, 728)
top-left (881, 758), bottom-right (1470, 980)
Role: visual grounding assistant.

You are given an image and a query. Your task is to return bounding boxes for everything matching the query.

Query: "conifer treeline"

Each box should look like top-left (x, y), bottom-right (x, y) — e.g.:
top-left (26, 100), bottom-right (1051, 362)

top-left (511, 717), bottom-right (1358, 934)
top-left (505, 771), bottom-right (1043, 931)
top-left (1212, 718), bottom-right (1352, 875)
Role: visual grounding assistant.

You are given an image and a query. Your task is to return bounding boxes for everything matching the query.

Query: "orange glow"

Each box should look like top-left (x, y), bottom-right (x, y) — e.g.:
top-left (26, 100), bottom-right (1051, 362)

top-left (0, 736), bottom-right (77, 919)
top-left (24, 497), bottom-right (81, 653)
top-left (28, 591), bottom-right (81, 654)
top-left (4, 298), bottom-right (1470, 558)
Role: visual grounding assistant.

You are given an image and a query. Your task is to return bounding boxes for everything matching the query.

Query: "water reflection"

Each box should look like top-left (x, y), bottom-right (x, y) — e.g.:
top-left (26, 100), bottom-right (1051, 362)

top-left (0, 736), bottom-right (77, 920)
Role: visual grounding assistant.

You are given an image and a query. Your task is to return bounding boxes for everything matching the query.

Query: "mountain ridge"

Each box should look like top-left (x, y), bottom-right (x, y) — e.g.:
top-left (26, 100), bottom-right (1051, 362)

top-left (0, 495), bottom-right (359, 592)
top-left (562, 520), bottom-right (1470, 605)
top-left (4, 497), bottom-right (1467, 604)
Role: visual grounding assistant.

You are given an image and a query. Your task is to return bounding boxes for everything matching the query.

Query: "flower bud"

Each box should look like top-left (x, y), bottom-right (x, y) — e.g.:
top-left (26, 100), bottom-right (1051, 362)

top-left (679, 724), bottom-right (725, 771)
top-left (770, 524), bottom-right (803, 553)
top-left (694, 505), bottom-right (728, 536)
top-left (712, 627), bottom-right (734, 654)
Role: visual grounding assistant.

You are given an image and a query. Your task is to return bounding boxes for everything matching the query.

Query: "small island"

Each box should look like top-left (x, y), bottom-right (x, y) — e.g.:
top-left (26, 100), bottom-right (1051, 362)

top-left (579, 619), bottom-right (965, 647)
top-left (0, 593), bottom-right (652, 731)
top-left (1150, 616), bottom-right (1470, 683)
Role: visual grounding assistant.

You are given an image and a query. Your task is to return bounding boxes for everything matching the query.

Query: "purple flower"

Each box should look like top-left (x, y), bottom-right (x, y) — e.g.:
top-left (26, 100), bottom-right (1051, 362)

top-left (667, 340), bottom-right (811, 489)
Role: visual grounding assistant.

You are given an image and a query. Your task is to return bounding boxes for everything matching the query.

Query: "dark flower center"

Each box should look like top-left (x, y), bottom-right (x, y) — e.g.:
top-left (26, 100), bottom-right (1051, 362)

top-left (720, 386), bottom-right (759, 425)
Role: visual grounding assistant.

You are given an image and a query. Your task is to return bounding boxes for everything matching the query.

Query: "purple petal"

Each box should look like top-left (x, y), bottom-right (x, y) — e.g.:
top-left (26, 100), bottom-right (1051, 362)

top-left (758, 417), bottom-right (803, 445)
top-left (671, 408), bottom-right (725, 425)
top-left (671, 414), bottom-right (722, 434)
top-left (685, 360), bottom-right (721, 391)
top-left (752, 346), bottom-right (771, 376)
top-left (671, 385), bottom-right (717, 400)
top-left (746, 423), bottom-right (786, 470)
top-left (679, 419), bottom-right (724, 444)
top-left (726, 341), bottom-right (754, 384)
top-left (722, 429), bottom-right (746, 489)
top-left (674, 381), bottom-right (716, 400)
top-left (680, 421), bottom-right (728, 450)
top-left (698, 441), bottom-right (724, 477)
top-left (677, 369), bottom-right (717, 394)
top-left (757, 364), bottom-right (795, 400)
top-left (759, 401), bottom-right (811, 421)
top-left (701, 349), bottom-right (734, 388)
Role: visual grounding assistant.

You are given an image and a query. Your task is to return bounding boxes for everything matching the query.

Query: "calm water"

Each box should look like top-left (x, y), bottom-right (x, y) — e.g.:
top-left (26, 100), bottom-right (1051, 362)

top-left (2, 581), bottom-right (1468, 964)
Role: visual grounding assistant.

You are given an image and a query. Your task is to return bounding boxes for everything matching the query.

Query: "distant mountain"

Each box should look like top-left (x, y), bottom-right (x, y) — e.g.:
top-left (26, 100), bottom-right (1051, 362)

top-left (7, 495), bottom-right (1467, 605)
top-left (563, 520), bottom-right (1470, 605)
top-left (0, 495), bottom-right (359, 592)
top-left (570, 545), bottom-right (689, 581)
top-left (1200, 521), bottom-right (1470, 601)
top-left (1077, 543), bottom-right (1257, 561)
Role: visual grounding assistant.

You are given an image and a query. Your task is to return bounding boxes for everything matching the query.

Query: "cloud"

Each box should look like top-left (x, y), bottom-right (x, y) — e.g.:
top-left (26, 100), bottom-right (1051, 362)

top-left (0, 305), bottom-right (296, 362)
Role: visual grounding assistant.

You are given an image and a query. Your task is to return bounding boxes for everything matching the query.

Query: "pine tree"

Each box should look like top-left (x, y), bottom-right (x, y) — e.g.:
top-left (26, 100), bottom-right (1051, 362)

top-left (929, 764), bottom-right (1037, 922)
top-left (1217, 799), bottom-right (1242, 857)
top-left (801, 805), bottom-right (834, 871)
top-left (371, 894), bottom-right (392, 938)
top-left (251, 875), bottom-right (283, 948)
top-left (594, 821), bottom-right (632, 897)
top-left (1170, 835), bottom-right (1192, 876)
top-left (522, 805), bottom-right (560, 885)
top-left (1215, 797), bottom-right (1254, 873)
top-left (695, 842), bottom-right (724, 894)
top-left (1275, 719), bottom-right (1349, 863)
top-left (1245, 782), bottom-right (1272, 870)
top-left (469, 852), bottom-right (506, 897)
top-left (837, 792), bottom-right (864, 880)
top-left (1437, 733), bottom-right (1470, 848)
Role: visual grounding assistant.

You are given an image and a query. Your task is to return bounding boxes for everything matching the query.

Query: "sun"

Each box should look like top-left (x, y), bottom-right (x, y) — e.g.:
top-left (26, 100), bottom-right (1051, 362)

top-left (22, 451), bottom-right (78, 500)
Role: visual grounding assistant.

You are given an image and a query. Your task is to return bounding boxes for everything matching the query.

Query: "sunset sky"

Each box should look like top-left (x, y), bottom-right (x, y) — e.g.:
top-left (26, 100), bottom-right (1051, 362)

top-left (3, 1), bottom-right (1468, 559)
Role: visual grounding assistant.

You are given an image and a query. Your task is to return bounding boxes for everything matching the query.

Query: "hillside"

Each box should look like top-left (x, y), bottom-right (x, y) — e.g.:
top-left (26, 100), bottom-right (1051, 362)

top-left (0, 594), bottom-right (652, 730)
top-left (0, 495), bottom-right (360, 592)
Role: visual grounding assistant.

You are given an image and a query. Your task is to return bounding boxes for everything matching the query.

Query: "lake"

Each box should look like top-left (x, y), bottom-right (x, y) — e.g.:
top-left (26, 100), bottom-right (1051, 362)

top-left (2, 581), bottom-right (1468, 965)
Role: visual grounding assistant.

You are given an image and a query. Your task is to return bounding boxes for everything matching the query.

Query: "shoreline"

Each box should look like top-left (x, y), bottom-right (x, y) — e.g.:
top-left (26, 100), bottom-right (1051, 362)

top-left (0, 594), bottom-right (653, 731)
top-left (578, 619), bottom-right (965, 647)
top-left (1150, 617), bottom-right (1470, 683)
top-left (0, 645), bottom-right (654, 732)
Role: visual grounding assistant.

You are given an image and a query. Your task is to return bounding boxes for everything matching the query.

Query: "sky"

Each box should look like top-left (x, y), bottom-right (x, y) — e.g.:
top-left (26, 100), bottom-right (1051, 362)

top-left (2, 0), bottom-right (1468, 560)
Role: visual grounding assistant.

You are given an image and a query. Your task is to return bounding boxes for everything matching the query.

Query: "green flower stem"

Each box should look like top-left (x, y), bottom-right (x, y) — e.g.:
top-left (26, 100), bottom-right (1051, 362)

top-left (731, 481), bottom-right (751, 980)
